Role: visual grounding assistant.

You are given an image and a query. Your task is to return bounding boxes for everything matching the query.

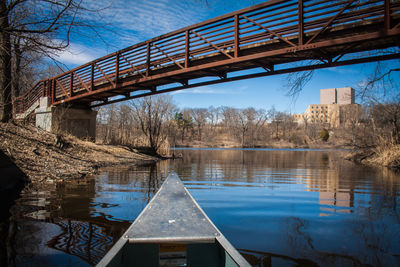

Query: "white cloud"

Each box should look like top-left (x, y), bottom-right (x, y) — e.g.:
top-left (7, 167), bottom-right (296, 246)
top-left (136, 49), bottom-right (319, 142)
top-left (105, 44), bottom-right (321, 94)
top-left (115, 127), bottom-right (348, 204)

top-left (53, 1), bottom-right (264, 67)
top-left (54, 43), bottom-right (103, 66)
top-left (83, 0), bottom-right (210, 45)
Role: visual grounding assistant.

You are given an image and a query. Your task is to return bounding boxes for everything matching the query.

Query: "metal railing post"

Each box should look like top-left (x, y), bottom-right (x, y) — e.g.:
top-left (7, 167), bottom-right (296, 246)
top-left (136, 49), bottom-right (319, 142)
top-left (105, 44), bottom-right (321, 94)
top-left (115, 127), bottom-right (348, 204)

top-left (146, 42), bottom-right (151, 77)
top-left (115, 52), bottom-right (120, 85)
top-left (185, 30), bottom-right (190, 68)
top-left (385, 0), bottom-right (391, 30)
top-left (47, 79), bottom-right (51, 97)
top-left (91, 63), bottom-right (94, 91)
top-left (52, 79), bottom-right (56, 104)
top-left (298, 0), bottom-right (304, 46)
top-left (42, 81), bottom-right (46, 97)
top-left (70, 72), bottom-right (74, 97)
top-left (234, 14), bottom-right (240, 57)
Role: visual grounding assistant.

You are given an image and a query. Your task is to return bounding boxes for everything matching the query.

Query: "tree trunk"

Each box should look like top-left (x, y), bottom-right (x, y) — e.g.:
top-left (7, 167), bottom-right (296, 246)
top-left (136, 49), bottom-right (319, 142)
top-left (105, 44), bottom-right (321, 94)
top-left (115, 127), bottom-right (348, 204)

top-left (0, 1), bottom-right (12, 122)
top-left (11, 35), bottom-right (21, 98)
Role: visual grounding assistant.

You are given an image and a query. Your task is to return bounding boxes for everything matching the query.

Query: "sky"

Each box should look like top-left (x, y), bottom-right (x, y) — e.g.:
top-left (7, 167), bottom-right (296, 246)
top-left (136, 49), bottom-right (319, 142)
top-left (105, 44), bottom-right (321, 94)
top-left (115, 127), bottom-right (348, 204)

top-left (55, 0), bottom-right (400, 114)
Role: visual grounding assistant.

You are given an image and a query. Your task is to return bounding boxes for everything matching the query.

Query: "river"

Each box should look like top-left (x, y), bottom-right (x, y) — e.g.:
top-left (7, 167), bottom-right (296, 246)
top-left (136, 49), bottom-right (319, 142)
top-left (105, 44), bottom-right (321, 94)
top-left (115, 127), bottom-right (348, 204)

top-left (4, 148), bottom-right (400, 266)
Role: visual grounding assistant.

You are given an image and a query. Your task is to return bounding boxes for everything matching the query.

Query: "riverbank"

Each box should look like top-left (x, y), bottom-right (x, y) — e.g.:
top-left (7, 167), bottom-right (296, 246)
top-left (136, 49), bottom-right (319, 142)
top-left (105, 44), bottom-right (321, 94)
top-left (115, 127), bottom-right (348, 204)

top-left (0, 122), bottom-right (158, 191)
top-left (174, 139), bottom-right (347, 149)
top-left (345, 144), bottom-right (400, 170)
top-left (176, 139), bottom-right (400, 171)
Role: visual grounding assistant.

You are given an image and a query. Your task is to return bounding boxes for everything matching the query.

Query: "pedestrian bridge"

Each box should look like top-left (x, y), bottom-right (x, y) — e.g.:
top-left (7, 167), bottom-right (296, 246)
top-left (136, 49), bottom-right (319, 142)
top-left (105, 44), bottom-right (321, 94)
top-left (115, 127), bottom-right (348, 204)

top-left (13, 0), bottom-right (400, 138)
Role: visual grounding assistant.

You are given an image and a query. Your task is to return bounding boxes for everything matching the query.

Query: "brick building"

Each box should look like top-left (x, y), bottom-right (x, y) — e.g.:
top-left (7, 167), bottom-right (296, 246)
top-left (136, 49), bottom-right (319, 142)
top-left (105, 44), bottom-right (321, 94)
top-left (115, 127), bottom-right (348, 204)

top-left (293, 87), bottom-right (361, 127)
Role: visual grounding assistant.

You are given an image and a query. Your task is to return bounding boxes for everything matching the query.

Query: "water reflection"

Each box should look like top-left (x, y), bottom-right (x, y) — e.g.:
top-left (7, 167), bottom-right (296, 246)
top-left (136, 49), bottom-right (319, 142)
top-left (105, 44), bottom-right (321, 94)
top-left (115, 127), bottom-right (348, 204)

top-left (47, 220), bottom-right (114, 265)
top-left (6, 149), bottom-right (400, 266)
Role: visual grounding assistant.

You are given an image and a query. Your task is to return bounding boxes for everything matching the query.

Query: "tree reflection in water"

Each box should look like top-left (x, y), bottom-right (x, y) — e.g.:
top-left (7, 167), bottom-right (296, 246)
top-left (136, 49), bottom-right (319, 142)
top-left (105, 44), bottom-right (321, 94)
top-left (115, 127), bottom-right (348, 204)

top-left (8, 163), bottom-right (164, 266)
top-left (5, 149), bottom-right (400, 266)
top-left (47, 220), bottom-right (114, 265)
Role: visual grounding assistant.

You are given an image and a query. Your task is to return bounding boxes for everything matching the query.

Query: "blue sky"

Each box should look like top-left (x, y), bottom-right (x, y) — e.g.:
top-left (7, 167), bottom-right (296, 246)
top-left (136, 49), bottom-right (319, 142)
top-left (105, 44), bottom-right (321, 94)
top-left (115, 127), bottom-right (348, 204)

top-left (56, 0), bottom-right (400, 114)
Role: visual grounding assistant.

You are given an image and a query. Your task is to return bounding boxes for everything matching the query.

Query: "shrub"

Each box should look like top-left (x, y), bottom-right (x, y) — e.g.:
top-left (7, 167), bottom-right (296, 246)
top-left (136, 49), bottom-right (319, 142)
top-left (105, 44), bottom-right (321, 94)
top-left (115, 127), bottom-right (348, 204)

top-left (320, 128), bottom-right (329, 142)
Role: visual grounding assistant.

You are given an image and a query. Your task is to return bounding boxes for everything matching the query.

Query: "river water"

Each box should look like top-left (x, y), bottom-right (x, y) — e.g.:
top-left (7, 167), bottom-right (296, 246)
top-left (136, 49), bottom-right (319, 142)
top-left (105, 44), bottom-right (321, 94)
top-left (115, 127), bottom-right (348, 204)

top-left (5, 148), bottom-right (400, 266)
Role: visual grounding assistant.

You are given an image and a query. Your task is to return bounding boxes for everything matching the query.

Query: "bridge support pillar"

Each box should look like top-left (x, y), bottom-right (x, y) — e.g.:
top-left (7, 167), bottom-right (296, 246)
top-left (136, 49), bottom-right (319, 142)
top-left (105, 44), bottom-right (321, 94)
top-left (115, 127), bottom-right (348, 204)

top-left (35, 97), bottom-right (97, 141)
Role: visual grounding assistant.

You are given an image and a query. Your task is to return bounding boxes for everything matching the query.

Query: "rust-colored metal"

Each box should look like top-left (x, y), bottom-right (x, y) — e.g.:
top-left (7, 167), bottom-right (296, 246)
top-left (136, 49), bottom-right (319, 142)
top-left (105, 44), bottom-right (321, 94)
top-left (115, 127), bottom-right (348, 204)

top-left (146, 42), bottom-right (151, 77)
top-left (306, 0), bottom-right (356, 45)
top-left (90, 63), bottom-right (94, 91)
top-left (152, 43), bottom-right (184, 69)
top-left (115, 53), bottom-right (120, 85)
top-left (120, 54), bottom-right (146, 78)
top-left (51, 79), bottom-right (55, 104)
top-left (191, 30), bottom-right (234, 59)
top-left (385, 0), bottom-right (391, 29)
top-left (242, 14), bottom-right (297, 47)
top-left (69, 73), bottom-right (74, 97)
top-left (234, 14), bottom-right (240, 57)
top-left (94, 62), bottom-right (115, 87)
top-left (185, 30), bottom-right (190, 68)
top-left (73, 71), bottom-right (90, 92)
top-left (13, 0), bottom-right (400, 115)
top-left (298, 0), bottom-right (303, 45)
top-left (42, 81), bottom-right (46, 98)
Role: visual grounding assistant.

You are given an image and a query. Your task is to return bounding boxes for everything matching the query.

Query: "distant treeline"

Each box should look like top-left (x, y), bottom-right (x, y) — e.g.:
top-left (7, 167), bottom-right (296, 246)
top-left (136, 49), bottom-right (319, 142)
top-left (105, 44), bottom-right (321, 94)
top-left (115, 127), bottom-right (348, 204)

top-left (96, 95), bottom-right (400, 156)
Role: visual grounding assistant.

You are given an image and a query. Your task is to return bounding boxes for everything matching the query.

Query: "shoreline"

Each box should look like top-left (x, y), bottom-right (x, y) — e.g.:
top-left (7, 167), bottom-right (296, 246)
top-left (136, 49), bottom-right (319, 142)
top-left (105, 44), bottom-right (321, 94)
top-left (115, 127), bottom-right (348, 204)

top-left (0, 122), bottom-right (159, 193)
top-left (344, 146), bottom-right (400, 171)
top-left (172, 144), bottom-right (399, 171)
top-left (1, 122), bottom-right (397, 196)
top-left (171, 141), bottom-right (352, 150)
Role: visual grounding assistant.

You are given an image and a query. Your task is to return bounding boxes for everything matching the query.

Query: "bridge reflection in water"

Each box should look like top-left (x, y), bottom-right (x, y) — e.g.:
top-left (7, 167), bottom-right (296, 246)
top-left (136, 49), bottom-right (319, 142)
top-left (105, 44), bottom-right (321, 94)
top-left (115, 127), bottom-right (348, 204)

top-left (46, 164), bottom-right (163, 265)
top-left (8, 150), bottom-right (400, 266)
top-left (47, 220), bottom-right (116, 266)
top-left (9, 163), bottom-right (164, 266)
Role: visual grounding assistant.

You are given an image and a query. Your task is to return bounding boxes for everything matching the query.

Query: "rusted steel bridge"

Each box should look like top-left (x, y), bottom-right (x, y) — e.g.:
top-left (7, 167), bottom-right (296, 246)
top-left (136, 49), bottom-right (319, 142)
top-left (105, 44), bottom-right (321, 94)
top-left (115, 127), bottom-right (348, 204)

top-left (13, 0), bottom-right (400, 116)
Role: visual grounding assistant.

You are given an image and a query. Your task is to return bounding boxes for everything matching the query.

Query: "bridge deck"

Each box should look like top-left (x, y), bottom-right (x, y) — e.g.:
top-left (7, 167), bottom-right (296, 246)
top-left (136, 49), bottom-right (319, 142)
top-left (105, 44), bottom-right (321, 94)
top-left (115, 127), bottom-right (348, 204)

top-left (14, 0), bottom-right (400, 115)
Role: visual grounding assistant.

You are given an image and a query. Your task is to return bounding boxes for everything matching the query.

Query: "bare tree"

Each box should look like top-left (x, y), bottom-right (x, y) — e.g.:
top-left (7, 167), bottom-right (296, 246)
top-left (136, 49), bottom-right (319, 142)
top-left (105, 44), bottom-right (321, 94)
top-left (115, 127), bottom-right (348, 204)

top-left (207, 106), bottom-right (220, 134)
top-left (174, 110), bottom-right (193, 143)
top-left (129, 95), bottom-right (175, 155)
top-left (190, 108), bottom-right (208, 141)
top-left (370, 98), bottom-right (400, 145)
top-left (1, 0), bottom-right (109, 122)
top-left (232, 108), bottom-right (268, 147)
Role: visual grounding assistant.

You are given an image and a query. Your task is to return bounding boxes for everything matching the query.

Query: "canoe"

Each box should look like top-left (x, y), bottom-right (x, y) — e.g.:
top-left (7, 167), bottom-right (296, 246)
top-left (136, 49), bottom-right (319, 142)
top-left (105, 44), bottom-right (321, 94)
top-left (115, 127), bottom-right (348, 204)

top-left (97, 172), bottom-right (251, 267)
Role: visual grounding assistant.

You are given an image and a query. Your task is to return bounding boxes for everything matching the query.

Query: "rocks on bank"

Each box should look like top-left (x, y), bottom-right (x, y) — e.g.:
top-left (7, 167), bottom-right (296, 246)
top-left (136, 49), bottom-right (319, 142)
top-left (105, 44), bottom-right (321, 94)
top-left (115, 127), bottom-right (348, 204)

top-left (0, 122), bottom-right (158, 190)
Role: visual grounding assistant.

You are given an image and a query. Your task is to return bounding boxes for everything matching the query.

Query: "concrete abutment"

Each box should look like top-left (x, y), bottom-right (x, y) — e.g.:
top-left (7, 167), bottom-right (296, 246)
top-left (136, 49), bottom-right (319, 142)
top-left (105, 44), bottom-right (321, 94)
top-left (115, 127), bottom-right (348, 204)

top-left (35, 97), bottom-right (97, 140)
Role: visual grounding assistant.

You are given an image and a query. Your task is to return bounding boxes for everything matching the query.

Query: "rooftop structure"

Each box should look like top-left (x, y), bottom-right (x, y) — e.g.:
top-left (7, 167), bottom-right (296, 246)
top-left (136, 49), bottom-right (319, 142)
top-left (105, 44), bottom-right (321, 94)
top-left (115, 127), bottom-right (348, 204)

top-left (293, 87), bottom-right (360, 127)
top-left (320, 87), bottom-right (355, 105)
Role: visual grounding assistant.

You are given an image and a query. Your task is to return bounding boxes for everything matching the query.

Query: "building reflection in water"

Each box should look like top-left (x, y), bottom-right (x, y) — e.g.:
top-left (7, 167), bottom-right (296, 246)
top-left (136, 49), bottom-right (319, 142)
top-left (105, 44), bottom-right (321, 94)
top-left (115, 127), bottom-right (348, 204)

top-left (7, 149), bottom-right (400, 266)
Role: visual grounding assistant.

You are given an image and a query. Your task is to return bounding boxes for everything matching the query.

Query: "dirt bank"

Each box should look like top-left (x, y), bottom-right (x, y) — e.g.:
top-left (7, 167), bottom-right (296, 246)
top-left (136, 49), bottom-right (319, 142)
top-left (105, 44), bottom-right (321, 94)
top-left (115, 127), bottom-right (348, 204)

top-left (0, 122), bottom-right (158, 190)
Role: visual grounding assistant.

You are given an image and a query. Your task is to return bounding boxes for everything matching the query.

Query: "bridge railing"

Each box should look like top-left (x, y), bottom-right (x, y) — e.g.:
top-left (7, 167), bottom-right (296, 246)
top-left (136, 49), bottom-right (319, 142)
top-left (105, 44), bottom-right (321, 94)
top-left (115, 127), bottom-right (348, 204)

top-left (13, 80), bottom-right (48, 116)
top-left (13, 0), bottom-right (399, 115)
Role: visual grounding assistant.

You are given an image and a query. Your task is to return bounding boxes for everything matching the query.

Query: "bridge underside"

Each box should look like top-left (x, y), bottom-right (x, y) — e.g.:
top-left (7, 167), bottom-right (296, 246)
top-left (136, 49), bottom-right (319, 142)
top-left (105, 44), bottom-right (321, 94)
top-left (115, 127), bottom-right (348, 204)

top-left (14, 0), bottom-right (400, 116)
top-left (86, 28), bottom-right (400, 108)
